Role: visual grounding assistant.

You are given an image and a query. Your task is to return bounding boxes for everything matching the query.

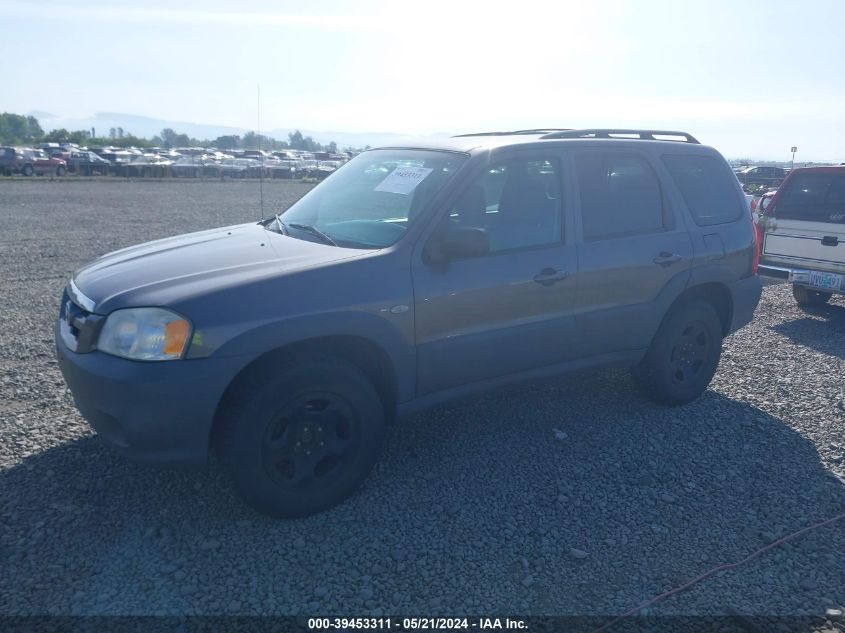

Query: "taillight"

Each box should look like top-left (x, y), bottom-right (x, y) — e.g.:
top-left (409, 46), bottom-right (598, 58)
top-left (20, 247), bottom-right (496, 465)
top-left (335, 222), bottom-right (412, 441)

top-left (752, 221), bottom-right (762, 275)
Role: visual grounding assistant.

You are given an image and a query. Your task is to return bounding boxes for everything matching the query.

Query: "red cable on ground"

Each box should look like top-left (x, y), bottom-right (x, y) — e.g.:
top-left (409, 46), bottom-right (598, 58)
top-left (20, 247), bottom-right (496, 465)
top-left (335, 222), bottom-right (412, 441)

top-left (592, 512), bottom-right (845, 633)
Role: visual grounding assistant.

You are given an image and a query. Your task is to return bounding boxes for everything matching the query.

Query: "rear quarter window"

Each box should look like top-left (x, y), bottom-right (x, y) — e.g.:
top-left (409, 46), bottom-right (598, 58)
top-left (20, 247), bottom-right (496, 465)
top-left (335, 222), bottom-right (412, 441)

top-left (661, 154), bottom-right (744, 226)
top-left (774, 172), bottom-right (845, 224)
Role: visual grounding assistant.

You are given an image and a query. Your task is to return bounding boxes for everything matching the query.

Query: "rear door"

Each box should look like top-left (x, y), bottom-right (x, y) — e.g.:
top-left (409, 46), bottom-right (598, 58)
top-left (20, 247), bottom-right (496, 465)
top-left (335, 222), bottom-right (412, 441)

top-left (762, 169), bottom-right (845, 275)
top-left (571, 149), bottom-right (693, 357)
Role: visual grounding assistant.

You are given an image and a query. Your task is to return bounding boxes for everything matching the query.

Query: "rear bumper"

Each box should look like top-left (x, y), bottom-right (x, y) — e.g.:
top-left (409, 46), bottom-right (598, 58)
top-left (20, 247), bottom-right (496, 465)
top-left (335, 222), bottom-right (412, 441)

top-left (758, 263), bottom-right (790, 279)
top-left (758, 264), bottom-right (845, 294)
top-left (727, 275), bottom-right (763, 335)
top-left (55, 319), bottom-right (249, 466)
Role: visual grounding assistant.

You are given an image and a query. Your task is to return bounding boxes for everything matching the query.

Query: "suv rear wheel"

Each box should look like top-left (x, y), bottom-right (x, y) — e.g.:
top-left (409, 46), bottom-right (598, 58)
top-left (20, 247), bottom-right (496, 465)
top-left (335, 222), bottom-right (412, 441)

top-left (218, 356), bottom-right (386, 518)
top-left (21, 164), bottom-right (33, 177)
top-left (633, 299), bottom-right (723, 405)
top-left (792, 284), bottom-right (831, 308)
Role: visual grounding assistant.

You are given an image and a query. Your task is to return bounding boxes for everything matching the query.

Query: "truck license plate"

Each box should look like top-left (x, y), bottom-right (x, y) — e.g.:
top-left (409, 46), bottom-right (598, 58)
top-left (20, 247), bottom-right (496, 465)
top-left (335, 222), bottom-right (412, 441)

top-left (809, 271), bottom-right (843, 290)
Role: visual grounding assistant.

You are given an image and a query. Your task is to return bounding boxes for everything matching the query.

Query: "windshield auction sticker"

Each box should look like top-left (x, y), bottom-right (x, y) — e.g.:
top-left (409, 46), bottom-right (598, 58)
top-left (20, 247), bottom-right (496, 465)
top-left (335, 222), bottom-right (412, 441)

top-left (374, 165), bottom-right (433, 195)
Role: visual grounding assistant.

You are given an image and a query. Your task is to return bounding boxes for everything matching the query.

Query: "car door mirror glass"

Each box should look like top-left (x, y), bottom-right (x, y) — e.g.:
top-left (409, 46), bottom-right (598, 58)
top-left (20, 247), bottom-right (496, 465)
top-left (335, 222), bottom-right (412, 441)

top-left (442, 226), bottom-right (490, 260)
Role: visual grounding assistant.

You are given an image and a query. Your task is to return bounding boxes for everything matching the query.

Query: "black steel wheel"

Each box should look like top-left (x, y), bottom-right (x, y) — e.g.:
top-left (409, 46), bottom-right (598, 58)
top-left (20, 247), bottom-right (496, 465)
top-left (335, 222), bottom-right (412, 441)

top-left (633, 299), bottom-right (723, 405)
top-left (668, 320), bottom-right (712, 387)
top-left (218, 356), bottom-right (385, 518)
top-left (260, 391), bottom-right (358, 489)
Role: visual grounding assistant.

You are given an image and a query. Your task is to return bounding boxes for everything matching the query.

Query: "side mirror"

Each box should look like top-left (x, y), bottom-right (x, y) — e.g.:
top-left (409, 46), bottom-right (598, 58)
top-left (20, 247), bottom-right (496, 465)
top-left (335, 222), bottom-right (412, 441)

top-left (441, 226), bottom-right (490, 260)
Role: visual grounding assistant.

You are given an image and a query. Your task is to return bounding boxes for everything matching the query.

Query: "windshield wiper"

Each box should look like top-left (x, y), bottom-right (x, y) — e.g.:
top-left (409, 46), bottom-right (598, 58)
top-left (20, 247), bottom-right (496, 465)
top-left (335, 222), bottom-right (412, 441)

top-left (273, 213), bottom-right (288, 235)
top-left (287, 222), bottom-right (338, 246)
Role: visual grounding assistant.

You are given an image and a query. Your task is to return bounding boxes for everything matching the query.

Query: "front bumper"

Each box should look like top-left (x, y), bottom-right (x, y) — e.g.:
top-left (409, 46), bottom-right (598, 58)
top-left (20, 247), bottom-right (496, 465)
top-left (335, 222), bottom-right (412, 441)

top-left (55, 319), bottom-right (249, 466)
top-left (727, 274), bottom-right (763, 335)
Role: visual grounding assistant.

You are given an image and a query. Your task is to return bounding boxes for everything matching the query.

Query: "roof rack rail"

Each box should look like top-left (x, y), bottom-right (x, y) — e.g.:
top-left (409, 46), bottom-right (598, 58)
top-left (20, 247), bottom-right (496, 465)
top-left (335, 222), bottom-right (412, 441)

top-left (452, 129), bottom-right (572, 138)
top-left (539, 129), bottom-right (700, 143)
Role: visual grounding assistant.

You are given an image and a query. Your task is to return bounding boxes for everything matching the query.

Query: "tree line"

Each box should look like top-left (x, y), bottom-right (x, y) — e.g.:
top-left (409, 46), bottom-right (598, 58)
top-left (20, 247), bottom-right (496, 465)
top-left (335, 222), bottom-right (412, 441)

top-left (0, 112), bottom-right (342, 153)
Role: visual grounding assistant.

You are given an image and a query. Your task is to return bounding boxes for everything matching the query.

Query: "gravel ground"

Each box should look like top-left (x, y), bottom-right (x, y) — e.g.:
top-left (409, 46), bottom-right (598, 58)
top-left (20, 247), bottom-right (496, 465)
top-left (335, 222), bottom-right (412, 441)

top-left (1, 180), bottom-right (844, 624)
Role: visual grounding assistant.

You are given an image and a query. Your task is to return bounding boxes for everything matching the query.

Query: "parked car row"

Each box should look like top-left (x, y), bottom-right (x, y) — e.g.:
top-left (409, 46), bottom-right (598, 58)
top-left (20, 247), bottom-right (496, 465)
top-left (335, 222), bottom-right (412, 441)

top-left (1, 142), bottom-right (352, 179)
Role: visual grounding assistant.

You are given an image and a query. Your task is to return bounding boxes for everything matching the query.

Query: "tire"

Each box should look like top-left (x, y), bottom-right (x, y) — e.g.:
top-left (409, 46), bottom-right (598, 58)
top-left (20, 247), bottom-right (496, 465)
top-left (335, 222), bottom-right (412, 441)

top-left (792, 284), bottom-right (831, 307)
top-left (56, 165), bottom-right (66, 177)
top-left (217, 356), bottom-right (386, 518)
top-left (632, 299), bottom-right (723, 405)
top-left (21, 164), bottom-right (33, 177)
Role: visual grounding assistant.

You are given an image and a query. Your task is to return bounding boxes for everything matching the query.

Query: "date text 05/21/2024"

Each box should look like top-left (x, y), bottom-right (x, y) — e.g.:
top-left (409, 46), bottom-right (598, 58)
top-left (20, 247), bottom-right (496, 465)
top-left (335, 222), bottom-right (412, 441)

top-left (307, 617), bottom-right (528, 630)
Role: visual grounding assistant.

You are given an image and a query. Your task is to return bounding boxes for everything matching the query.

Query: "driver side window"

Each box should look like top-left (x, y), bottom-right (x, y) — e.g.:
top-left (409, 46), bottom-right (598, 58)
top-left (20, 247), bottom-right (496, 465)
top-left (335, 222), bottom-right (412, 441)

top-left (450, 157), bottom-right (562, 253)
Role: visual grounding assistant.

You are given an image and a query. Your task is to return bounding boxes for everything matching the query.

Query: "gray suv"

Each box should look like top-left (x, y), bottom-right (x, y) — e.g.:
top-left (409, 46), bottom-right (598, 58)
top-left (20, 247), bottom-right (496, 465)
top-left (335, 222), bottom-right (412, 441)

top-left (56, 129), bottom-right (762, 517)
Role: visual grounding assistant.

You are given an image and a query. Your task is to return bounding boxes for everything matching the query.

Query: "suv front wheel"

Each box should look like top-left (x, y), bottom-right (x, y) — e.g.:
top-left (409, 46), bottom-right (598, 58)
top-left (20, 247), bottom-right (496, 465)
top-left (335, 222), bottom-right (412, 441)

top-left (218, 356), bottom-right (386, 518)
top-left (633, 299), bottom-right (723, 405)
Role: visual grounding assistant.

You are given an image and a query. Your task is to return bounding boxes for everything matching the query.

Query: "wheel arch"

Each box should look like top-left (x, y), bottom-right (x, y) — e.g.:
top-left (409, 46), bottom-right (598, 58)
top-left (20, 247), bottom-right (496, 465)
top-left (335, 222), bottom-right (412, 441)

top-left (669, 281), bottom-right (733, 335)
top-left (210, 334), bottom-right (400, 452)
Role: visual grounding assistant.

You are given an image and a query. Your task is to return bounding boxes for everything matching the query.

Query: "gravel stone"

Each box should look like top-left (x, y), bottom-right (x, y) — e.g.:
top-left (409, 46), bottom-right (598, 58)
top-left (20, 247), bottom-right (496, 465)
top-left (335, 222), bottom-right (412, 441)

top-left (0, 182), bottom-right (843, 618)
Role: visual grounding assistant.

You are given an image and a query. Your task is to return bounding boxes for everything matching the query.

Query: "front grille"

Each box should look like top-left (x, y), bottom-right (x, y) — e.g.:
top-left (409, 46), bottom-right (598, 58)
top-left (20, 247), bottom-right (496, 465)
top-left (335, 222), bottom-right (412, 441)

top-left (59, 289), bottom-right (105, 353)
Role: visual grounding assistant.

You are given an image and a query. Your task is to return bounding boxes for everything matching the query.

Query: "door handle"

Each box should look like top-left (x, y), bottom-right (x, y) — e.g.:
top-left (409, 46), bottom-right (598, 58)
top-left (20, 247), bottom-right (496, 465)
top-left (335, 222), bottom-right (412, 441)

top-left (653, 252), bottom-right (683, 267)
top-left (533, 267), bottom-right (569, 286)
top-left (821, 235), bottom-right (839, 247)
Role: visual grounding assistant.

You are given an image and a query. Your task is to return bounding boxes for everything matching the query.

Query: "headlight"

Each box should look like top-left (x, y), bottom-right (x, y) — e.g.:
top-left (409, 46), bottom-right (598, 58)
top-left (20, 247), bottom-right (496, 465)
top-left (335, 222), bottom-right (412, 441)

top-left (97, 307), bottom-right (192, 361)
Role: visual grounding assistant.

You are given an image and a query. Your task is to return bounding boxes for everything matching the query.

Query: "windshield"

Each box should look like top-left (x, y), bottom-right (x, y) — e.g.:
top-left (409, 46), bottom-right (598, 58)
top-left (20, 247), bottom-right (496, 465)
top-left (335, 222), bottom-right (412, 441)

top-left (277, 149), bottom-right (468, 248)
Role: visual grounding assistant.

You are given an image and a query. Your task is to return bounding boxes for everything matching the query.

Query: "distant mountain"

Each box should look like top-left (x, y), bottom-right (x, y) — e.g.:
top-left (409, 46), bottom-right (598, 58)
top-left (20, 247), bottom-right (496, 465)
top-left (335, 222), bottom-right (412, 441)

top-left (28, 110), bottom-right (57, 120)
top-left (27, 111), bottom-right (447, 149)
top-left (31, 111), bottom-right (246, 141)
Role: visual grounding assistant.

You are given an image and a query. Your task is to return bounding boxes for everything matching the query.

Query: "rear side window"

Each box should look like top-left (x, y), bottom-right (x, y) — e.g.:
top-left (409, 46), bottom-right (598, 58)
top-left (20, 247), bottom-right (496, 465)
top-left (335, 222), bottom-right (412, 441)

top-left (774, 172), bottom-right (845, 224)
top-left (662, 154), bottom-right (744, 226)
top-left (576, 152), bottom-right (665, 241)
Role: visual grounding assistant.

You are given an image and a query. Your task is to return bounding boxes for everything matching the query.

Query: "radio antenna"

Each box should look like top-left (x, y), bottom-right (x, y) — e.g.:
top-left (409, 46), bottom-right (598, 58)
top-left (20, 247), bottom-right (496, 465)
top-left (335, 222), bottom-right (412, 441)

top-left (257, 83), bottom-right (265, 221)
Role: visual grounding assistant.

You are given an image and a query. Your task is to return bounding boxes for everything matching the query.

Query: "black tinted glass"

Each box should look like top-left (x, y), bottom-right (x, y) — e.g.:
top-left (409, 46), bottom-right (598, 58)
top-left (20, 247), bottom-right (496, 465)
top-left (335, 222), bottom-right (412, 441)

top-left (451, 158), bottom-right (562, 253)
top-left (775, 172), bottom-right (845, 224)
top-left (662, 154), bottom-right (743, 226)
top-left (576, 152), bottom-right (664, 240)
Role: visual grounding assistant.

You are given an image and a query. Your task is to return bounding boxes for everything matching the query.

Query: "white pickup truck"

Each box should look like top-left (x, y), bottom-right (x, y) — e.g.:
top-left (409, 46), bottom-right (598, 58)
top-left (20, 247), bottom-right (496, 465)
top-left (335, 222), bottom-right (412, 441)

top-left (758, 167), bottom-right (845, 306)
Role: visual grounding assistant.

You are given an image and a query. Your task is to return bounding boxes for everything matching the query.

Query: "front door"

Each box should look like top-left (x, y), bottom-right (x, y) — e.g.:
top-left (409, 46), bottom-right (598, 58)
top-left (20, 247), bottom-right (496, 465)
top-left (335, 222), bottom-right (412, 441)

top-left (412, 153), bottom-right (579, 396)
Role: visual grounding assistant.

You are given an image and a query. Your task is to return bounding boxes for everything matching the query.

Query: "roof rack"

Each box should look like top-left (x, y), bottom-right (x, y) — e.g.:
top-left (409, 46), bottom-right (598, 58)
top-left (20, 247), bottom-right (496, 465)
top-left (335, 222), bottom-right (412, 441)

top-left (452, 129), bottom-right (572, 138)
top-left (539, 129), bottom-right (700, 143)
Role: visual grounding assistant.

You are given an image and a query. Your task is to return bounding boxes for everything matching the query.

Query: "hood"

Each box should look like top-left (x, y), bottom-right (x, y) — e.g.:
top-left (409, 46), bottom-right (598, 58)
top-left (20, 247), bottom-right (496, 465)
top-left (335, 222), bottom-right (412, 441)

top-left (73, 222), bottom-right (372, 314)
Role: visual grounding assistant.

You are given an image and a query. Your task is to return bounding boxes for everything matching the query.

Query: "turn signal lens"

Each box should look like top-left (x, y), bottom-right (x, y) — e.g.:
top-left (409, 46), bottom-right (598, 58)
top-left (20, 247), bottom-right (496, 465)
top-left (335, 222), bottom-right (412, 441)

top-left (163, 319), bottom-right (190, 356)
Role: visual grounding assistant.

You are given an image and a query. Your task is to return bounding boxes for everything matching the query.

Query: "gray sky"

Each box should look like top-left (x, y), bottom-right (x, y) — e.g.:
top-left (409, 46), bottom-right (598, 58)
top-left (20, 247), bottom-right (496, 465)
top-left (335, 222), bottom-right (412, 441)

top-left (3, 0), bottom-right (844, 160)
